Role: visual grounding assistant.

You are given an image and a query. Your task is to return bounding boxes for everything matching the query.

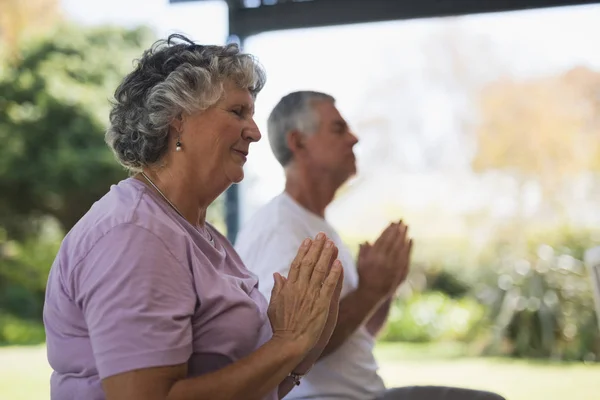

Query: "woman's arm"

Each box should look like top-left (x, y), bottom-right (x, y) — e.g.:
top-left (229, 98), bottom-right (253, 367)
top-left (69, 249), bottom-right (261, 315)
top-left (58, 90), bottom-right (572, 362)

top-left (83, 227), bottom-right (340, 400)
top-left (277, 344), bottom-right (319, 399)
top-left (102, 335), bottom-right (306, 400)
top-left (278, 262), bottom-right (345, 399)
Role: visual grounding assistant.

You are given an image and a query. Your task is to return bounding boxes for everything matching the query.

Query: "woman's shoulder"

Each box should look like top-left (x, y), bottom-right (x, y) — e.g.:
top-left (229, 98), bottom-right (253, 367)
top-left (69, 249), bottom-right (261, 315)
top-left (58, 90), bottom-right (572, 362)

top-left (60, 178), bottom-right (189, 268)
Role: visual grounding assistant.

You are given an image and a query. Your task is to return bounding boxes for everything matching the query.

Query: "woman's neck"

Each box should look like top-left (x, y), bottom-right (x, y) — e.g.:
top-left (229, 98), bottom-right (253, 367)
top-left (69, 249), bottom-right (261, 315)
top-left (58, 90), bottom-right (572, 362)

top-left (136, 167), bottom-right (218, 227)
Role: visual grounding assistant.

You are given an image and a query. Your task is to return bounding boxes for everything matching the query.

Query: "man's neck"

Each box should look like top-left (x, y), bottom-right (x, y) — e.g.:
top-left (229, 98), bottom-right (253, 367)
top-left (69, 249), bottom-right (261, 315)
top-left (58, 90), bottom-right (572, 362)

top-left (284, 166), bottom-right (341, 218)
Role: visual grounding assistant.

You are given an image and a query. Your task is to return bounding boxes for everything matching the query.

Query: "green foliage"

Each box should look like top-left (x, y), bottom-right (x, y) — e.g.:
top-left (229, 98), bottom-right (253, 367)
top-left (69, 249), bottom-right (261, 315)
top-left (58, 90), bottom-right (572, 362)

top-left (426, 269), bottom-right (471, 298)
top-left (0, 23), bottom-right (155, 238)
top-left (378, 224), bottom-right (600, 364)
top-left (0, 221), bottom-right (61, 344)
top-left (380, 292), bottom-right (486, 343)
top-left (0, 312), bottom-right (46, 345)
top-left (475, 226), bottom-right (600, 361)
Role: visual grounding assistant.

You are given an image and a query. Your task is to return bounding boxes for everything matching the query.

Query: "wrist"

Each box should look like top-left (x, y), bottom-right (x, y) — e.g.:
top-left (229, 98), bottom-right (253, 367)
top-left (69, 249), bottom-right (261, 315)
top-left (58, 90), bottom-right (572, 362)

top-left (286, 370), bottom-right (307, 387)
top-left (270, 332), bottom-right (311, 363)
top-left (356, 283), bottom-right (386, 307)
top-left (293, 344), bottom-right (322, 375)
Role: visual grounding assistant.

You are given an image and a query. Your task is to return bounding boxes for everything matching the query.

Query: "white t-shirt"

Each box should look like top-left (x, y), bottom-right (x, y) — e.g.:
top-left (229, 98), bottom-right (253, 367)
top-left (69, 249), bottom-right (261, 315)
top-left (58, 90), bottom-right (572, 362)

top-left (235, 192), bottom-right (386, 400)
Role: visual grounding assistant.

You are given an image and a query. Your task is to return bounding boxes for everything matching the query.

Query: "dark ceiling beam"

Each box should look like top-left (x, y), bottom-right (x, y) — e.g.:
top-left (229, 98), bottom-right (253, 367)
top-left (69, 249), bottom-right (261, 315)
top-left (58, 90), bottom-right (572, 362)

top-left (231, 0), bottom-right (599, 37)
top-left (170, 0), bottom-right (600, 38)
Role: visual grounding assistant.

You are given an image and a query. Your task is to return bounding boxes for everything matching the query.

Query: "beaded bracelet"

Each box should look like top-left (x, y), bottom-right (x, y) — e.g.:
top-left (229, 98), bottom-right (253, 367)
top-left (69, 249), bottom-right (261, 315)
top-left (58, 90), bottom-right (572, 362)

top-left (288, 372), bottom-right (303, 386)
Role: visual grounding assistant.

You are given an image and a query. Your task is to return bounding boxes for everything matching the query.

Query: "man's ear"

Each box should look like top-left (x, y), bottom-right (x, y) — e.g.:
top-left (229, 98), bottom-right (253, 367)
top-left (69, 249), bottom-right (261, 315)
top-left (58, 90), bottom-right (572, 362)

top-left (287, 130), bottom-right (305, 154)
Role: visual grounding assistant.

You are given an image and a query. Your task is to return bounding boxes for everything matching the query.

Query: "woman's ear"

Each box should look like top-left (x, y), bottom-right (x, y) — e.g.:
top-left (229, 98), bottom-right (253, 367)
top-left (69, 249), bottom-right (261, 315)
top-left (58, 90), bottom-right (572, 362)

top-left (170, 113), bottom-right (185, 135)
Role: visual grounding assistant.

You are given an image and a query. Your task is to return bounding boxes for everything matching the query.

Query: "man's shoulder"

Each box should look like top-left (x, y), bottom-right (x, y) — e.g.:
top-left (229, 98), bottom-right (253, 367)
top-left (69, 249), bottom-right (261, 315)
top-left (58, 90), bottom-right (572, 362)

top-left (239, 196), bottom-right (306, 238)
top-left (236, 203), bottom-right (313, 270)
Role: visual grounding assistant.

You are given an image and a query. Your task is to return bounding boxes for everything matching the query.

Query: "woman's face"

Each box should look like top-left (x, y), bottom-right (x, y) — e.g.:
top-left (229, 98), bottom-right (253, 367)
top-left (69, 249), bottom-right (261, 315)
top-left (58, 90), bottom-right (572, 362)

top-left (180, 80), bottom-right (261, 187)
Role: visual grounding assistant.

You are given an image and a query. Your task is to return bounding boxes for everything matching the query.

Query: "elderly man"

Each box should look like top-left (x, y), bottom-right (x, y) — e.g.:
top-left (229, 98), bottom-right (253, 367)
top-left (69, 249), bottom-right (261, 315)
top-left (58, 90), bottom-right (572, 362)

top-left (235, 91), bottom-right (505, 400)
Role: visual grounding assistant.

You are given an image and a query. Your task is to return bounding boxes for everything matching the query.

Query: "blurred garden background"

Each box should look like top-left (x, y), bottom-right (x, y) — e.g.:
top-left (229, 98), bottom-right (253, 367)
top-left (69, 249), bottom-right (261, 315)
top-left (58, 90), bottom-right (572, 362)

top-left (1, 0), bottom-right (600, 399)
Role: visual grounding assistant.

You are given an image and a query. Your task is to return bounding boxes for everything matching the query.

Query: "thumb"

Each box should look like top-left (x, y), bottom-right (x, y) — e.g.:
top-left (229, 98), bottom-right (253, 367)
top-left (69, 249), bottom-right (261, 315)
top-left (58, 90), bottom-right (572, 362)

top-left (359, 242), bottom-right (372, 256)
top-left (359, 242), bottom-right (366, 254)
top-left (270, 272), bottom-right (284, 300)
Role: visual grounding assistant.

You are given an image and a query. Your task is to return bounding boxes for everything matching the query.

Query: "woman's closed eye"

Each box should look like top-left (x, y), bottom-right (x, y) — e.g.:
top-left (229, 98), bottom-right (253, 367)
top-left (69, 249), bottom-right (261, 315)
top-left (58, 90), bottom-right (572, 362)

top-left (230, 107), bottom-right (244, 118)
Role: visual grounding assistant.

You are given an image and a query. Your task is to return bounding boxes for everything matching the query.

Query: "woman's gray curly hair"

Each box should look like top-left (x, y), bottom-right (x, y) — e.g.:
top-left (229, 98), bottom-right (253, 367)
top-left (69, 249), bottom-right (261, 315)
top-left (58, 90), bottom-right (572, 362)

top-left (105, 34), bottom-right (266, 171)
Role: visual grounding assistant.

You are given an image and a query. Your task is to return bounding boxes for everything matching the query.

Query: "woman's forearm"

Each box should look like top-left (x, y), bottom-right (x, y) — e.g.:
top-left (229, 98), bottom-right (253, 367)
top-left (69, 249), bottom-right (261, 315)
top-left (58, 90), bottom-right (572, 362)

top-left (278, 375), bottom-right (300, 399)
top-left (168, 336), bottom-right (306, 400)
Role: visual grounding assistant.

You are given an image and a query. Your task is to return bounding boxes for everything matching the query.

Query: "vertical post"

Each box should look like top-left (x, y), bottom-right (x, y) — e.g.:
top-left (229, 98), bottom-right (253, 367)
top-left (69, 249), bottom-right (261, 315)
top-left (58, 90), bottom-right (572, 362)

top-left (225, 184), bottom-right (239, 243)
top-left (225, 3), bottom-right (245, 243)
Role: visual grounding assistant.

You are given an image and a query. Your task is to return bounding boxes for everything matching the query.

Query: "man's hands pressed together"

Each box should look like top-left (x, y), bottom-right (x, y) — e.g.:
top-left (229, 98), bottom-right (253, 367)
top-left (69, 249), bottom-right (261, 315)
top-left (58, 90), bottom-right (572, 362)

top-left (357, 221), bottom-right (413, 301)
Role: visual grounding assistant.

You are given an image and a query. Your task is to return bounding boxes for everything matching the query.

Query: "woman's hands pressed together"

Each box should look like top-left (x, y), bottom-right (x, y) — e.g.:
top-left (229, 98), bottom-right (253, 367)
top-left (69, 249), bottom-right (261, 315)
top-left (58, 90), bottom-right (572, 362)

top-left (267, 232), bottom-right (344, 356)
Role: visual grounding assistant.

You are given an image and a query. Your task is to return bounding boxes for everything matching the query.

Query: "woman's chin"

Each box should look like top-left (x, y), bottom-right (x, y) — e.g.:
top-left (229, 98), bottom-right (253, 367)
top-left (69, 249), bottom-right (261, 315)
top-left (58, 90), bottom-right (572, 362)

top-left (231, 175), bottom-right (244, 184)
top-left (227, 169), bottom-right (245, 184)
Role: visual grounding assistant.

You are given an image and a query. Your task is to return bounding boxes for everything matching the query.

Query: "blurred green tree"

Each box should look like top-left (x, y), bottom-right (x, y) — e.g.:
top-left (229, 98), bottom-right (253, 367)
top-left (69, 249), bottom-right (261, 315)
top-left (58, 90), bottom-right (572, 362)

top-left (0, 24), bottom-right (155, 238)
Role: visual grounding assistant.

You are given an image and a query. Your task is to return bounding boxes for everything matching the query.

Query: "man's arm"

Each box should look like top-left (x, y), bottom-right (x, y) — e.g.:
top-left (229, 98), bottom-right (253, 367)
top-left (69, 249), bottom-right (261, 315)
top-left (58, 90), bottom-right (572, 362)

top-left (365, 297), bottom-right (393, 337)
top-left (239, 230), bottom-right (384, 361)
top-left (319, 286), bottom-right (384, 358)
top-left (236, 224), bottom-right (406, 362)
top-left (321, 223), bottom-right (412, 357)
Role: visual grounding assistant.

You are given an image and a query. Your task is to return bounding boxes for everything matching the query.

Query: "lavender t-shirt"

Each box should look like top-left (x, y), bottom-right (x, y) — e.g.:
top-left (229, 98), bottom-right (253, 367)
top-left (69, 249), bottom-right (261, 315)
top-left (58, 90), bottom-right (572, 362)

top-left (43, 178), bottom-right (276, 400)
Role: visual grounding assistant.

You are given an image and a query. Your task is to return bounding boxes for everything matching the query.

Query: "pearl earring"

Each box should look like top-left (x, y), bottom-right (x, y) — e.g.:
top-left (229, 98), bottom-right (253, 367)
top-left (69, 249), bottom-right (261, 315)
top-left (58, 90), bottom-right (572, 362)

top-left (176, 137), bottom-right (182, 152)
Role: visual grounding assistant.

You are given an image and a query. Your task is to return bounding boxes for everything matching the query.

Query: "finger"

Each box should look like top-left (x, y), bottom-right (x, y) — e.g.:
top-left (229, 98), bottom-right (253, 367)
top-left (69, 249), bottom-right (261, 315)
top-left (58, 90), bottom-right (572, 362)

top-left (399, 223), bottom-right (408, 243)
top-left (379, 223), bottom-right (400, 254)
top-left (330, 246), bottom-right (339, 270)
top-left (359, 241), bottom-right (370, 255)
top-left (270, 272), bottom-right (284, 300)
top-left (398, 227), bottom-right (410, 257)
top-left (373, 223), bottom-right (394, 248)
top-left (401, 239), bottom-right (413, 280)
top-left (287, 237), bottom-right (312, 283)
top-left (309, 240), bottom-right (337, 289)
top-left (395, 221), bottom-right (408, 244)
top-left (332, 262), bottom-right (344, 300)
top-left (358, 243), bottom-right (366, 261)
top-left (318, 260), bottom-right (343, 302)
top-left (297, 232), bottom-right (327, 284)
top-left (392, 224), bottom-right (409, 256)
top-left (403, 238), bottom-right (413, 264)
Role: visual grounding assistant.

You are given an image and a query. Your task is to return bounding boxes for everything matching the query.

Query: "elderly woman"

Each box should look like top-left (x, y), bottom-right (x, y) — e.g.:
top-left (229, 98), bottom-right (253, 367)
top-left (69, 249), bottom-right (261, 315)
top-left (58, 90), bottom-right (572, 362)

top-left (42, 34), bottom-right (343, 400)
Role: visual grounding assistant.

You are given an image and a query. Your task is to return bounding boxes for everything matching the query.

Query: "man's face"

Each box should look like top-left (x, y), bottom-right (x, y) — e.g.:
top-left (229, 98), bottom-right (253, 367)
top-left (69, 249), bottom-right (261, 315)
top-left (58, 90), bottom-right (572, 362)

top-left (303, 101), bottom-right (359, 181)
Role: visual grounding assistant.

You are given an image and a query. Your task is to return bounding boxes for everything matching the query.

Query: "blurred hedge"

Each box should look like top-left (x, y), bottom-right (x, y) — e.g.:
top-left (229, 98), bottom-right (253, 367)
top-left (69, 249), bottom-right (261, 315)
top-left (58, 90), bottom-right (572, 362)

top-left (379, 225), bottom-right (600, 362)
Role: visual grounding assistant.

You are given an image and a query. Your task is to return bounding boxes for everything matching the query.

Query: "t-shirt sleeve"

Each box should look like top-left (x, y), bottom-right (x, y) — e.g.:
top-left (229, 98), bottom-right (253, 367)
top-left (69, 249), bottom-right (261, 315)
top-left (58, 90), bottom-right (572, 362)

top-left (74, 223), bottom-right (197, 380)
top-left (235, 228), bottom-right (306, 302)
